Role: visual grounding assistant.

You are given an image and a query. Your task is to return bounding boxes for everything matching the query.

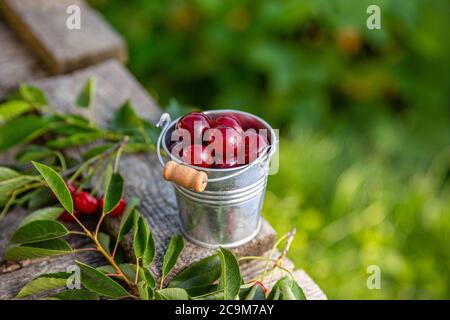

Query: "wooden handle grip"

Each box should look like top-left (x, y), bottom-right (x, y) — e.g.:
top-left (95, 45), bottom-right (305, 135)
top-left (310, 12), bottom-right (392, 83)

top-left (163, 161), bottom-right (208, 192)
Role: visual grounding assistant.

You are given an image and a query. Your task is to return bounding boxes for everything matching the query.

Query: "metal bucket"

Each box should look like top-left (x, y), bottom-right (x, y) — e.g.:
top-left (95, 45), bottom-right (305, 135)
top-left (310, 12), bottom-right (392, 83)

top-left (156, 110), bottom-right (277, 248)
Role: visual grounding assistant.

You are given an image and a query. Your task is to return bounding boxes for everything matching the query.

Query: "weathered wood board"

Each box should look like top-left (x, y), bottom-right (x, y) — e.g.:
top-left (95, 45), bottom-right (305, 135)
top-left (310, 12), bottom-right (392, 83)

top-left (0, 0), bottom-right (127, 74)
top-left (0, 19), bottom-right (46, 99)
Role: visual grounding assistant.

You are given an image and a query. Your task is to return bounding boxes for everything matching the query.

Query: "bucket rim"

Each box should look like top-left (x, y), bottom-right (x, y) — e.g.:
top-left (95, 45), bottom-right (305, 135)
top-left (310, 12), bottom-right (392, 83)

top-left (161, 109), bottom-right (277, 173)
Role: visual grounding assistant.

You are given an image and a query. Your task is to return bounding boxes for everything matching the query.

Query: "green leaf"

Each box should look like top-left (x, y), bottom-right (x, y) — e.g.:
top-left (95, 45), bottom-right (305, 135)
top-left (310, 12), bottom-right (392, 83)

top-left (27, 188), bottom-right (53, 210)
top-left (169, 254), bottom-right (221, 290)
top-left (19, 207), bottom-right (65, 227)
top-left (0, 100), bottom-right (32, 123)
top-left (165, 98), bottom-right (194, 119)
top-left (117, 198), bottom-right (140, 241)
top-left (218, 247), bottom-right (241, 300)
top-left (192, 289), bottom-right (225, 300)
top-left (156, 288), bottom-right (189, 300)
top-left (32, 161), bottom-right (73, 214)
top-left (110, 100), bottom-right (142, 132)
top-left (103, 173), bottom-right (124, 214)
top-left (241, 284), bottom-right (266, 300)
top-left (185, 285), bottom-right (218, 297)
top-left (16, 272), bottom-right (69, 298)
top-left (76, 77), bottom-right (96, 108)
top-left (0, 116), bottom-right (49, 152)
top-left (268, 277), bottom-right (306, 300)
top-left (47, 132), bottom-right (104, 149)
top-left (11, 220), bottom-right (69, 244)
top-left (82, 144), bottom-right (114, 161)
top-left (133, 216), bottom-right (149, 259)
top-left (19, 85), bottom-right (48, 107)
top-left (97, 263), bottom-right (154, 288)
top-left (76, 261), bottom-right (129, 298)
top-left (162, 235), bottom-right (185, 278)
top-left (4, 239), bottom-right (72, 260)
top-left (137, 281), bottom-right (149, 300)
top-left (16, 145), bottom-right (56, 165)
top-left (98, 232), bottom-right (111, 255)
top-left (142, 230), bottom-right (155, 268)
top-left (0, 167), bottom-right (21, 181)
top-left (49, 290), bottom-right (99, 300)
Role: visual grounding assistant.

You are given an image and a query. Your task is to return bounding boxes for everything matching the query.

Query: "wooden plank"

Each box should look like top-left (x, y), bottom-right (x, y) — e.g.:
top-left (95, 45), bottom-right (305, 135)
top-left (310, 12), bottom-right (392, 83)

top-left (0, 19), bottom-right (46, 99)
top-left (0, 0), bottom-right (127, 74)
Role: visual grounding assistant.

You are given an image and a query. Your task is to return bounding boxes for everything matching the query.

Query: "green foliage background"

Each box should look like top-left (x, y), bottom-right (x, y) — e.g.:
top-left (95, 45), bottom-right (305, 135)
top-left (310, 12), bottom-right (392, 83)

top-left (89, 0), bottom-right (450, 299)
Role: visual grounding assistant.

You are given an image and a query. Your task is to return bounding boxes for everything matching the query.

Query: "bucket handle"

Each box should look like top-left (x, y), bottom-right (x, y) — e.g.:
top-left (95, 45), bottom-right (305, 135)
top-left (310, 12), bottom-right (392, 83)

top-left (156, 113), bottom-right (273, 191)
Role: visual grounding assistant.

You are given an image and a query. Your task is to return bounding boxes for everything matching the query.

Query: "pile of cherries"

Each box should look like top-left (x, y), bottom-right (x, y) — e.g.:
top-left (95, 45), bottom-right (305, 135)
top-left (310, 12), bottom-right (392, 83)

top-left (170, 111), bottom-right (269, 169)
top-left (58, 182), bottom-right (126, 222)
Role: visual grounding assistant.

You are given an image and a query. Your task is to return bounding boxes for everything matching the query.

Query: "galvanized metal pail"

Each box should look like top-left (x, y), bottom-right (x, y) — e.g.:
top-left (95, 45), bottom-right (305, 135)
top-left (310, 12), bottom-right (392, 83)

top-left (156, 110), bottom-right (277, 248)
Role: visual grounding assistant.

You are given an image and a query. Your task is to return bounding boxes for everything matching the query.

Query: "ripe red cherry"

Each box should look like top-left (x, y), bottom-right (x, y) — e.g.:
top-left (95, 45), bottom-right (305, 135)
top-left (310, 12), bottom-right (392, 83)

top-left (59, 211), bottom-right (80, 222)
top-left (204, 126), bottom-right (243, 156)
top-left (176, 112), bottom-right (211, 142)
top-left (100, 197), bottom-right (126, 217)
top-left (74, 191), bottom-right (99, 215)
top-left (233, 114), bottom-right (262, 131)
top-left (66, 183), bottom-right (77, 195)
top-left (244, 130), bottom-right (268, 163)
top-left (180, 144), bottom-right (212, 168)
top-left (213, 115), bottom-right (243, 133)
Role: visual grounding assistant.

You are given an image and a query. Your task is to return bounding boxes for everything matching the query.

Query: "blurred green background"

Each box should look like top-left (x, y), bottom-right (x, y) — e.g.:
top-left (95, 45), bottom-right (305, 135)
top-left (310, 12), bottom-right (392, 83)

top-left (89, 0), bottom-right (450, 299)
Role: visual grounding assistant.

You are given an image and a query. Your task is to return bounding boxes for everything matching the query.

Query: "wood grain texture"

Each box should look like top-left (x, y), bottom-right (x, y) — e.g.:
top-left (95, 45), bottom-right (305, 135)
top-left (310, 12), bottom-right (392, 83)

top-left (0, 0), bottom-right (127, 74)
top-left (0, 19), bottom-right (46, 99)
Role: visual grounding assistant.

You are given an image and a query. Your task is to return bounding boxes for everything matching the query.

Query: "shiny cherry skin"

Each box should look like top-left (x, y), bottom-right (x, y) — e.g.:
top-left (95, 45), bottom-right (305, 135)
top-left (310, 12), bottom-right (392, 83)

top-left (176, 112), bottom-right (211, 141)
top-left (204, 126), bottom-right (243, 156)
top-left (74, 191), bottom-right (99, 215)
top-left (100, 197), bottom-right (126, 217)
top-left (233, 114), bottom-right (262, 131)
top-left (213, 115), bottom-right (243, 133)
top-left (180, 144), bottom-right (212, 168)
top-left (244, 130), bottom-right (268, 163)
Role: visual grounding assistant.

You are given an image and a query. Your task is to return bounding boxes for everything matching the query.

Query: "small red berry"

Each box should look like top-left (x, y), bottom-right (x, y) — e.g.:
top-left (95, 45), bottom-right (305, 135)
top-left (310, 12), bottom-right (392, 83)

top-left (74, 191), bottom-right (99, 215)
top-left (59, 211), bottom-right (80, 222)
top-left (243, 130), bottom-right (268, 164)
top-left (180, 144), bottom-right (212, 168)
top-left (213, 115), bottom-right (243, 133)
top-left (100, 197), bottom-right (126, 217)
top-left (204, 126), bottom-right (243, 157)
top-left (176, 112), bottom-right (211, 141)
top-left (233, 114), bottom-right (263, 131)
top-left (66, 183), bottom-right (77, 195)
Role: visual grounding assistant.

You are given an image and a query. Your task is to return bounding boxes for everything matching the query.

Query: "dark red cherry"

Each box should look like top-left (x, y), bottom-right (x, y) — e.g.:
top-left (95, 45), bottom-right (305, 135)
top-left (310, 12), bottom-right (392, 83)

top-left (74, 191), bottom-right (99, 215)
top-left (100, 197), bottom-right (126, 217)
top-left (213, 115), bottom-right (243, 133)
top-left (181, 144), bottom-right (212, 168)
top-left (233, 114), bottom-right (262, 131)
top-left (244, 130), bottom-right (268, 163)
top-left (204, 126), bottom-right (243, 156)
top-left (59, 211), bottom-right (81, 222)
top-left (176, 112), bottom-right (211, 142)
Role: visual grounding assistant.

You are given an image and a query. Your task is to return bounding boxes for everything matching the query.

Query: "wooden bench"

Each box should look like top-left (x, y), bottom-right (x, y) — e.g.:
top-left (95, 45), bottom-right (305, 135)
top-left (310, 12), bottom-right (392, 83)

top-left (0, 0), bottom-right (326, 300)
